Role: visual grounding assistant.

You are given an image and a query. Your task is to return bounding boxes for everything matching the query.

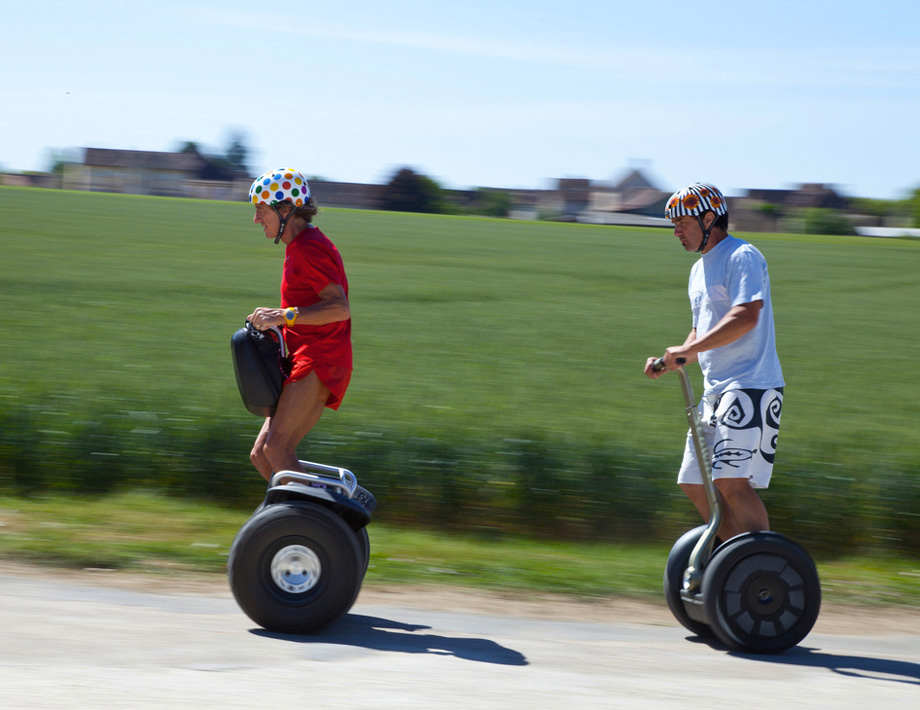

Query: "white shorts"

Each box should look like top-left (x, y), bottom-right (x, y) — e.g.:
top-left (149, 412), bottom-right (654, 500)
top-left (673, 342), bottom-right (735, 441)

top-left (677, 387), bottom-right (784, 490)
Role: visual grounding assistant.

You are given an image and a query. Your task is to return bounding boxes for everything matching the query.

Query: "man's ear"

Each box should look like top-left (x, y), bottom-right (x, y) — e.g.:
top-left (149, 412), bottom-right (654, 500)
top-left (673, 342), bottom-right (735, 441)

top-left (703, 211), bottom-right (716, 229)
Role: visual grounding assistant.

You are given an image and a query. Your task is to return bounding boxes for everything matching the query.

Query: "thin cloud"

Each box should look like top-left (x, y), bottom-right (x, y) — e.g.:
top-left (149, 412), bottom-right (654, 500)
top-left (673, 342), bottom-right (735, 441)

top-left (191, 10), bottom-right (919, 92)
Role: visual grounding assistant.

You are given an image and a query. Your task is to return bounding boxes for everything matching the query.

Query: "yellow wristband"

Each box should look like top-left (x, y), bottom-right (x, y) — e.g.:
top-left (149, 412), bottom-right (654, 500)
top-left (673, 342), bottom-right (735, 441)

top-left (283, 307), bottom-right (297, 327)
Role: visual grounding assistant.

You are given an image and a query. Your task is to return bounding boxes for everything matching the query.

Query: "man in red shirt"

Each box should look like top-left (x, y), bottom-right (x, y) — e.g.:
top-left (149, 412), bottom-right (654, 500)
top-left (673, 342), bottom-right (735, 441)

top-left (246, 168), bottom-right (352, 481)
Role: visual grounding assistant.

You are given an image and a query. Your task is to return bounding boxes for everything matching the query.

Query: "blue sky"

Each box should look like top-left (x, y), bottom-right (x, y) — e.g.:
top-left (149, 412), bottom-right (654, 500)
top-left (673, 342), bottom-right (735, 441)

top-left (3, 0), bottom-right (919, 199)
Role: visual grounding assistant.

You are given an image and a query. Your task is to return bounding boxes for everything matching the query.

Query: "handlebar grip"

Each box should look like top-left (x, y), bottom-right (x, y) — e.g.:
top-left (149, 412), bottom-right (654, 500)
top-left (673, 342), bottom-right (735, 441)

top-left (651, 356), bottom-right (687, 372)
top-left (245, 320), bottom-right (289, 359)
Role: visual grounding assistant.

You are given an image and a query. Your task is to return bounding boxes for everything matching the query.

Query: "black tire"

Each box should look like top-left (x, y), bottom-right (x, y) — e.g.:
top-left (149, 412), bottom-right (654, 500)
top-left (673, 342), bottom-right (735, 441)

top-left (355, 526), bottom-right (370, 578)
top-left (702, 532), bottom-right (821, 654)
top-left (664, 525), bottom-right (715, 638)
top-left (227, 501), bottom-right (363, 634)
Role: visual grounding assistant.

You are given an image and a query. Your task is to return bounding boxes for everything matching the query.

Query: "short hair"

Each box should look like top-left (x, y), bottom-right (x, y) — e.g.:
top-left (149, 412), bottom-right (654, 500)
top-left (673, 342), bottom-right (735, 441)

top-left (277, 196), bottom-right (319, 223)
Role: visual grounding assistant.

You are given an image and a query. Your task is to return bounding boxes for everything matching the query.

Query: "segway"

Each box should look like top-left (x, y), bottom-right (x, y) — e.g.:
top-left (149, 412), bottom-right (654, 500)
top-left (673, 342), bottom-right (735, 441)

top-left (653, 357), bottom-right (820, 653)
top-left (226, 323), bottom-right (375, 634)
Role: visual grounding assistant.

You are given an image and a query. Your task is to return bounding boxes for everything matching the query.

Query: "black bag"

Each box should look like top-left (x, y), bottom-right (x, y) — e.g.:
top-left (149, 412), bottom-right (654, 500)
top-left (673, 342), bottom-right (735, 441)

top-left (231, 322), bottom-right (291, 417)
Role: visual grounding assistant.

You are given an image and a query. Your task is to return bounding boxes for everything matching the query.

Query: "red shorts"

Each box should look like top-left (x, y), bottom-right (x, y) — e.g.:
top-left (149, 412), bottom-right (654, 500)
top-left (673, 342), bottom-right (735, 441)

top-left (285, 359), bottom-right (351, 410)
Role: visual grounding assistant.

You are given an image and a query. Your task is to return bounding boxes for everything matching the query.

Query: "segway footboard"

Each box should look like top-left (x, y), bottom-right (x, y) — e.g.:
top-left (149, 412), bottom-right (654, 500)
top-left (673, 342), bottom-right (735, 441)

top-left (264, 468), bottom-right (375, 532)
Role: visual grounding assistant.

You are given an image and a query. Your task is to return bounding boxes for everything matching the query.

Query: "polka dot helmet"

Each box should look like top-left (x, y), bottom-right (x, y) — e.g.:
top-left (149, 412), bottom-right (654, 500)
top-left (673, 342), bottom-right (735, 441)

top-left (249, 168), bottom-right (311, 207)
top-left (665, 182), bottom-right (727, 220)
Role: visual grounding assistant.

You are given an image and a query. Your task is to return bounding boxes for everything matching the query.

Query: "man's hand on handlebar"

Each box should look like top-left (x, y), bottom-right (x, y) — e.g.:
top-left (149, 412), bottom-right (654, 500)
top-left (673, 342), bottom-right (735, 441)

top-left (247, 307), bottom-right (286, 330)
top-left (644, 347), bottom-right (696, 379)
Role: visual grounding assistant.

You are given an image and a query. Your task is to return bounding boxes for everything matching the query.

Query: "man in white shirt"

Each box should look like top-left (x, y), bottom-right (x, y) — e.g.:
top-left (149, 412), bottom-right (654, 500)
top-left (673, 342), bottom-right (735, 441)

top-left (644, 182), bottom-right (785, 540)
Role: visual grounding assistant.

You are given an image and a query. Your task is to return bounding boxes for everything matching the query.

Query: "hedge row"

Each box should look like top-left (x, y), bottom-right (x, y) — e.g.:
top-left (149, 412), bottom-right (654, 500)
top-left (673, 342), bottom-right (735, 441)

top-left (1, 406), bottom-right (917, 557)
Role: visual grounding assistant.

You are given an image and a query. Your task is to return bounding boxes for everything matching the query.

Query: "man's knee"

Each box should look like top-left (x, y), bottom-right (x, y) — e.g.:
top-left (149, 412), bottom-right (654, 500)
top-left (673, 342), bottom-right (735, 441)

top-left (250, 443), bottom-right (267, 468)
top-left (249, 441), bottom-right (275, 482)
top-left (714, 477), bottom-right (756, 502)
top-left (262, 437), bottom-right (295, 471)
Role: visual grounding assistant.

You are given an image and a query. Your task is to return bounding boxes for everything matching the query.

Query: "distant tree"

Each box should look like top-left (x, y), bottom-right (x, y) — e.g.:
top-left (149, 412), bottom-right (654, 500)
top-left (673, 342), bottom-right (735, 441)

top-left (851, 197), bottom-right (897, 226)
top-left (380, 167), bottom-right (446, 213)
top-left (850, 197), bottom-right (891, 218)
top-left (225, 131), bottom-right (250, 174)
top-left (910, 188), bottom-right (920, 228)
top-left (177, 141), bottom-right (201, 155)
top-left (173, 136), bottom-right (249, 179)
top-left (46, 149), bottom-right (67, 176)
top-left (473, 188), bottom-right (513, 218)
top-left (801, 208), bottom-right (854, 235)
top-left (756, 203), bottom-right (781, 232)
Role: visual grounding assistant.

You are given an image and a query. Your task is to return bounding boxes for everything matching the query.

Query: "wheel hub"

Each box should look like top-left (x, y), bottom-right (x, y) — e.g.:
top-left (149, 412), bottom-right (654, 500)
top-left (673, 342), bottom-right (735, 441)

top-left (746, 575), bottom-right (785, 616)
top-left (270, 544), bottom-right (321, 594)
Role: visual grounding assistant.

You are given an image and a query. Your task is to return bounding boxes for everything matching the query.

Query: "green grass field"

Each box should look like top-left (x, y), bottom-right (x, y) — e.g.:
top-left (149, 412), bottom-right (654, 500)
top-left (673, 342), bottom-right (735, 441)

top-left (4, 187), bottom-right (918, 444)
top-left (1, 186), bottom-right (919, 555)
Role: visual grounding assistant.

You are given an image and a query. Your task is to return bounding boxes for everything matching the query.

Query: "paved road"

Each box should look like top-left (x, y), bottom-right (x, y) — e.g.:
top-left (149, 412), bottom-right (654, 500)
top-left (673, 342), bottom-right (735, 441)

top-left (0, 570), bottom-right (918, 709)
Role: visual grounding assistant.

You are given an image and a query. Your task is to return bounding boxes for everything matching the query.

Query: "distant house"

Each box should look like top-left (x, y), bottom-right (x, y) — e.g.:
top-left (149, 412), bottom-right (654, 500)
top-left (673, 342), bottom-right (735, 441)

top-left (732, 183), bottom-right (851, 232)
top-left (43, 152), bottom-right (860, 232)
top-left (745, 184), bottom-right (849, 211)
top-left (0, 173), bottom-right (57, 188)
top-left (65, 148), bottom-right (201, 195)
top-left (309, 180), bottom-right (384, 210)
top-left (555, 178), bottom-right (593, 216)
top-left (578, 169), bottom-right (671, 226)
top-left (63, 148), bottom-right (249, 200)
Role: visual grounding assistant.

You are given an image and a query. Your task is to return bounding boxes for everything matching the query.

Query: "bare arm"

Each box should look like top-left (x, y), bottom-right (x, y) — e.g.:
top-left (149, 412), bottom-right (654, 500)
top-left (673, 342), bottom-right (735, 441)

top-left (248, 283), bottom-right (351, 330)
top-left (686, 301), bottom-right (762, 353)
top-left (644, 300), bottom-right (762, 377)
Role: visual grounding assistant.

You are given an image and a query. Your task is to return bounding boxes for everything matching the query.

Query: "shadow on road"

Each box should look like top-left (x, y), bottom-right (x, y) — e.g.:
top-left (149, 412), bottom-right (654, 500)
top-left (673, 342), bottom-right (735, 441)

top-left (751, 646), bottom-right (920, 686)
top-left (684, 634), bottom-right (919, 685)
top-left (251, 613), bottom-right (529, 666)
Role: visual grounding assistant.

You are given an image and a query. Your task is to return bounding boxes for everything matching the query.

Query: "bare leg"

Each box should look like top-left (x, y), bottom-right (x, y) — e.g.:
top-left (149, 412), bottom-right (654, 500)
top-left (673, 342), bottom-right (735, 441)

top-left (680, 480), bottom-right (768, 540)
top-left (714, 478), bottom-right (769, 534)
top-left (679, 483), bottom-right (710, 523)
top-left (249, 372), bottom-right (331, 482)
top-left (250, 418), bottom-right (274, 480)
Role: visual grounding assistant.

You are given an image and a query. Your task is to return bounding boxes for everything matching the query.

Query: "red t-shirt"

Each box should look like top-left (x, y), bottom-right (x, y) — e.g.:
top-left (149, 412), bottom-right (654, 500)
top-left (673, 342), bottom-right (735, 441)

top-left (281, 226), bottom-right (352, 371)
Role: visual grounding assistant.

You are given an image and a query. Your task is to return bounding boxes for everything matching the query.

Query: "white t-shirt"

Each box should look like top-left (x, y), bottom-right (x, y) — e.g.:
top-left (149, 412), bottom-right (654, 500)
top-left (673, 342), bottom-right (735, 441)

top-left (689, 235), bottom-right (784, 395)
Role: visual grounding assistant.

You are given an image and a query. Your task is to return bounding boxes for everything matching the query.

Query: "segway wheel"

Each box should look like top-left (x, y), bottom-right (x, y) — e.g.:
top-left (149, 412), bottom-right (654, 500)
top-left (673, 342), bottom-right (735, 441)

top-left (356, 526), bottom-right (370, 578)
top-left (663, 525), bottom-right (714, 638)
top-left (702, 532), bottom-right (820, 654)
top-left (228, 501), bottom-right (363, 634)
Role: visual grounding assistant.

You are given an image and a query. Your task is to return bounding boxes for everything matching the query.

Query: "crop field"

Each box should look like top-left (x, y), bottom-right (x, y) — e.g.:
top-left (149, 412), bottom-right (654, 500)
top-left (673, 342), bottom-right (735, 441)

top-left (1, 186), bottom-right (918, 554)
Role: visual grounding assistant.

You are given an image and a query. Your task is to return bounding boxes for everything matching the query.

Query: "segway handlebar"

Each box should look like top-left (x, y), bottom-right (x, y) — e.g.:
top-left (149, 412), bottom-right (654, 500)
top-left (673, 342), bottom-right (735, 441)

top-left (246, 321), bottom-right (288, 359)
top-left (651, 356), bottom-right (687, 373)
top-left (651, 353), bottom-right (721, 592)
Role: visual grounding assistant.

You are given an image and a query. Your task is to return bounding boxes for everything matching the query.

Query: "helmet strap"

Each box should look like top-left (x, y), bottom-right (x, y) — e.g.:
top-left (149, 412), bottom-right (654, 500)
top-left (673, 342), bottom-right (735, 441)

top-left (271, 202), bottom-right (295, 245)
top-left (695, 213), bottom-right (715, 253)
